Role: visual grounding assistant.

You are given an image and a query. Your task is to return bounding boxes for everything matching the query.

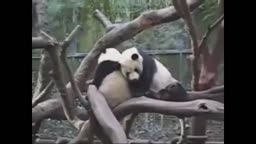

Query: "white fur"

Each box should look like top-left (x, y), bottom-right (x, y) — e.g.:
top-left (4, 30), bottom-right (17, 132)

top-left (99, 71), bottom-right (131, 108)
top-left (96, 47), bottom-right (131, 108)
top-left (119, 47), bottom-right (143, 80)
top-left (98, 48), bottom-right (121, 63)
top-left (150, 59), bottom-right (178, 92)
top-left (119, 47), bottom-right (179, 93)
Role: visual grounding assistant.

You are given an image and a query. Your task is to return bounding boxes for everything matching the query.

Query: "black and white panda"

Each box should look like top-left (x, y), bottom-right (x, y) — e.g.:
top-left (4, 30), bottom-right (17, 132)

top-left (91, 48), bottom-right (134, 136)
top-left (118, 47), bottom-right (188, 102)
top-left (118, 47), bottom-right (189, 142)
top-left (91, 48), bottom-right (132, 109)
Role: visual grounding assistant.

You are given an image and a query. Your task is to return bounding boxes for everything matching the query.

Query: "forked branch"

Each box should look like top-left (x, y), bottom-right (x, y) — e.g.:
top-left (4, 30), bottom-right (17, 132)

top-left (198, 15), bottom-right (224, 54)
top-left (173, 0), bottom-right (200, 90)
top-left (32, 80), bottom-right (54, 108)
top-left (40, 31), bottom-right (85, 130)
top-left (59, 25), bottom-right (90, 110)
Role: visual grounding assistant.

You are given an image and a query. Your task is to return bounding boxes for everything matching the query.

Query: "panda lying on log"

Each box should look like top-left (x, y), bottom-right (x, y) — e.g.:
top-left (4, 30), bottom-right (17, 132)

top-left (118, 47), bottom-right (188, 101)
top-left (91, 47), bottom-right (189, 142)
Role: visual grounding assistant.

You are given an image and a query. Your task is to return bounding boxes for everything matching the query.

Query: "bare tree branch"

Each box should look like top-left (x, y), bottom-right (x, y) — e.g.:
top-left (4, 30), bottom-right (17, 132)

top-left (198, 15), bottom-right (224, 55)
top-left (32, 85), bottom-right (223, 123)
top-left (94, 9), bottom-right (112, 28)
top-left (32, 37), bottom-right (56, 49)
top-left (87, 85), bottom-right (127, 144)
top-left (32, 2), bottom-right (53, 142)
top-left (32, 50), bottom-right (53, 99)
top-left (173, 0), bottom-right (200, 90)
top-left (32, 98), bottom-right (89, 122)
top-left (61, 25), bottom-right (83, 49)
top-left (40, 31), bottom-right (85, 130)
top-left (198, 0), bottom-right (224, 90)
top-left (187, 85), bottom-right (224, 102)
top-left (32, 98), bottom-right (62, 122)
top-left (32, 80), bottom-right (54, 108)
top-left (59, 25), bottom-right (90, 111)
top-left (114, 97), bottom-right (224, 121)
top-left (71, 85), bottom-right (223, 144)
top-left (191, 1), bottom-right (224, 144)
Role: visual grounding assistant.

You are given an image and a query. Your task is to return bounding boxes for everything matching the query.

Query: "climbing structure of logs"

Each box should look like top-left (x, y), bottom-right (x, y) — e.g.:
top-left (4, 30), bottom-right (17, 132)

top-left (32, 0), bottom-right (224, 143)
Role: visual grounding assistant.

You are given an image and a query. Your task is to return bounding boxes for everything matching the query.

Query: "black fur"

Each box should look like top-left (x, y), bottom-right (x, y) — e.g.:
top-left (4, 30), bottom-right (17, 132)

top-left (131, 53), bottom-right (138, 60)
top-left (92, 60), bottom-right (121, 88)
top-left (128, 49), bottom-right (157, 97)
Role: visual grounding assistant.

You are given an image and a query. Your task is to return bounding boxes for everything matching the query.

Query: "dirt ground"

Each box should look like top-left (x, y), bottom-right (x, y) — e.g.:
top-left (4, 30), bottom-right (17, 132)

top-left (37, 114), bottom-right (224, 143)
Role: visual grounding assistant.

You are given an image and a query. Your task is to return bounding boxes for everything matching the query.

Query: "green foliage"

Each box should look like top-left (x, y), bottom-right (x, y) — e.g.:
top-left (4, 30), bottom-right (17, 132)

top-left (193, 0), bottom-right (220, 49)
top-left (193, 0), bottom-right (219, 32)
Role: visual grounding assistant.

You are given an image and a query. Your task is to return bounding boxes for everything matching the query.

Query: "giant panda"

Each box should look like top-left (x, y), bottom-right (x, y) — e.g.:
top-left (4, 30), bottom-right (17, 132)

top-left (91, 48), bottom-right (132, 108)
top-left (91, 48), bottom-right (134, 137)
top-left (118, 47), bottom-right (189, 142)
top-left (118, 47), bottom-right (188, 101)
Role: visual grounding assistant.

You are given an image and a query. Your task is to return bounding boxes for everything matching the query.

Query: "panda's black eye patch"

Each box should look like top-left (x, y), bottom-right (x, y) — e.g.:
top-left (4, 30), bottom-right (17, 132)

top-left (134, 68), bottom-right (139, 73)
top-left (126, 72), bottom-right (130, 77)
top-left (131, 54), bottom-right (139, 60)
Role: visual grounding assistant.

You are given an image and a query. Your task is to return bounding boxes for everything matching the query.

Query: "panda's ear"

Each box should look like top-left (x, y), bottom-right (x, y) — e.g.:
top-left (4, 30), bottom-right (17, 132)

top-left (102, 49), bottom-right (106, 53)
top-left (131, 54), bottom-right (139, 60)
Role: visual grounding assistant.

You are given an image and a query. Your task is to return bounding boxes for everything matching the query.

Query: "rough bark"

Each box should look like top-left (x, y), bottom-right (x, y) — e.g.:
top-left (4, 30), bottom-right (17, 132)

top-left (191, 0), bottom-right (224, 144)
top-left (32, 1), bottom-right (52, 143)
top-left (173, 0), bottom-right (200, 90)
top-left (32, 80), bottom-right (54, 108)
top-left (32, 37), bottom-right (57, 49)
top-left (40, 31), bottom-right (85, 130)
top-left (32, 98), bottom-right (88, 122)
top-left (60, 25), bottom-right (90, 110)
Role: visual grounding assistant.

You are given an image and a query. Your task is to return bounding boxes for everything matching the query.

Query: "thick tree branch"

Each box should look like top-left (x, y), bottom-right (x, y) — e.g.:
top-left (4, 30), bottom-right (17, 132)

top-left (40, 31), bottom-right (85, 130)
top-left (191, 1), bottom-right (224, 144)
top-left (32, 2), bottom-right (52, 142)
top-left (32, 80), bottom-right (54, 108)
top-left (32, 99), bottom-right (62, 122)
top-left (32, 98), bottom-right (89, 122)
top-left (198, 0), bottom-right (224, 90)
top-left (198, 15), bottom-right (224, 55)
top-left (187, 85), bottom-right (224, 102)
top-left (60, 25), bottom-right (90, 111)
top-left (94, 9), bottom-right (122, 34)
top-left (173, 0), bottom-right (200, 90)
top-left (32, 85), bottom-right (223, 123)
top-left (87, 85), bottom-right (127, 144)
top-left (94, 9), bottom-right (112, 28)
top-left (61, 25), bottom-right (82, 49)
top-left (71, 86), bottom-right (223, 143)
top-left (32, 50), bottom-right (53, 99)
top-left (114, 97), bottom-right (224, 121)
top-left (32, 37), bottom-right (57, 49)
